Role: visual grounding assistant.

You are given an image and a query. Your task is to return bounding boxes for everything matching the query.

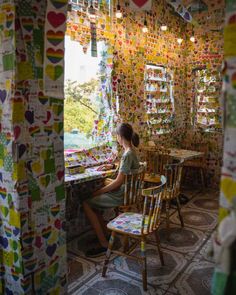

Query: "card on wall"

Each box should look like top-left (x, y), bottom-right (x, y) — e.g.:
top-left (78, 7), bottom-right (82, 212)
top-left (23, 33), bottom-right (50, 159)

top-left (44, 0), bottom-right (68, 99)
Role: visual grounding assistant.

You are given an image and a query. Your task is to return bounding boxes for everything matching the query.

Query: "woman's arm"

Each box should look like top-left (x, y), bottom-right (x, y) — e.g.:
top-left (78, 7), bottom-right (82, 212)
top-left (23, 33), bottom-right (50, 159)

top-left (93, 172), bottom-right (125, 197)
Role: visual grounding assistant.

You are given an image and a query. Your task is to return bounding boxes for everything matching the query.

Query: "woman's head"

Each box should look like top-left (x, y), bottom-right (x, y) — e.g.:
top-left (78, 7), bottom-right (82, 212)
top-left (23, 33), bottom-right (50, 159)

top-left (116, 123), bottom-right (140, 147)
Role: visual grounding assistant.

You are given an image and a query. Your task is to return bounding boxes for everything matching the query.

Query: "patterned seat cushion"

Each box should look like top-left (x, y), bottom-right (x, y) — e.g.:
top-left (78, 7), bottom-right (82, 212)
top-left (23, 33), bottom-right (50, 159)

top-left (107, 212), bottom-right (153, 236)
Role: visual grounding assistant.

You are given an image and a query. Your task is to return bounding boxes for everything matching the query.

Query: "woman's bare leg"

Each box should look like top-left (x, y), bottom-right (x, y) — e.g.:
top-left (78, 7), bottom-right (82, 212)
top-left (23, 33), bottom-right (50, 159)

top-left (95, 209), bottom-right (110, 237)
top-left (83, 201), bottom-right (108, 248)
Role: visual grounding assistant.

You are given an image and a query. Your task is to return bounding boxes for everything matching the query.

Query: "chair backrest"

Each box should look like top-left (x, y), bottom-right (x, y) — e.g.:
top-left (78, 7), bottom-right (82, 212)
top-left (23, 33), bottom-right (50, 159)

top-left (145, 146), bottom-right (171, 175)
top-left (123, 162), bottom-right (146, 207)
top-left (164, 159), bottom-right (184, 199)
top-left (141, 175), bottom-right (166, 235)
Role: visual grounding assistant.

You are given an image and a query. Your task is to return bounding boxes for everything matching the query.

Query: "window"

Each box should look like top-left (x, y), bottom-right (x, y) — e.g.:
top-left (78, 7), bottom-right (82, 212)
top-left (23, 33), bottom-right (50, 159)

top-left (193, 68), bottom-right (221, 131)
top-left (144, 64), bottom-right (174, 135)
top-left (64, 37), bottom-right (109, 150)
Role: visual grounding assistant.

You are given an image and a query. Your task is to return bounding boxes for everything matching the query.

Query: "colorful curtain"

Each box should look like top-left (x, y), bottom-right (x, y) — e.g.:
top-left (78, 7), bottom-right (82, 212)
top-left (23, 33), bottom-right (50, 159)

top-left (92, 41), bottom-right (119, 144)
top-left (212, 1), bottom-right (236, 294)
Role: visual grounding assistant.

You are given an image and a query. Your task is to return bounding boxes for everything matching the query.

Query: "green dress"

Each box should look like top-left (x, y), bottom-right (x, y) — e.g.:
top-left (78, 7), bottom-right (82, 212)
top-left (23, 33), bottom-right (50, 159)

top-left (86, 149), bottom-right (139, 209)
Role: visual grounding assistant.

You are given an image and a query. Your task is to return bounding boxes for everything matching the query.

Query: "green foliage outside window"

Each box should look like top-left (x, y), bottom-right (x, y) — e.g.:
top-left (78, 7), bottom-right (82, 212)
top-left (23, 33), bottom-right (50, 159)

top-left (64, 79), bottom-right (100, 137)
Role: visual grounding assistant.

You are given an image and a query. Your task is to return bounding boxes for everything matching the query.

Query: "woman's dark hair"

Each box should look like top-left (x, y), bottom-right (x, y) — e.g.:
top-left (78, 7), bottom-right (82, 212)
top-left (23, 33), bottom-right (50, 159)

top-left (116, 123), bottom-right (140, 147)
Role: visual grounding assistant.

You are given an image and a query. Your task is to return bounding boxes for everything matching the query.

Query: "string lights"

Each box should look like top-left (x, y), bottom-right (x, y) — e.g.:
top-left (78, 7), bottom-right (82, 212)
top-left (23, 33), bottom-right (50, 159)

top-left (116, 0), bottom-right (122, 18)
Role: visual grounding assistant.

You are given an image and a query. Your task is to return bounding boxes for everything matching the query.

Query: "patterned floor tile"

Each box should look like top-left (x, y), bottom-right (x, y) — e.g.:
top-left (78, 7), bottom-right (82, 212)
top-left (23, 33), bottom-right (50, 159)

top-left (71, 271), bottom-right (164, 295)
top-left (170, 208), bottom-right (217, 231)
top-left (67, 188), bottom-right (218, 295)
top-left (158, 223), bottom-right (207, 257)
top-left (167, 261), bottom-right (214, 295)
top-left (67, 254), bottom-right (98, 294)
top-left (196, 189), bottom-right (220, 200)
top-left (67, 230), bottom-right (120, 263)
top-left (110, 245), bottom-right (187, 289)
top-left (185, 195), bottom-right (219, 213)
top-left (193, 236), bottom-right (215, 263)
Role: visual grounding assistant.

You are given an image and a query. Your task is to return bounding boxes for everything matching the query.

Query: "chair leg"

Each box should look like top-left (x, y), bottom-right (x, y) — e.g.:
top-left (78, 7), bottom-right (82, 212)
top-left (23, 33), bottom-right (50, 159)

top-left (165, 200), bottom-right (170, 231)
top-left (154, 231), bottom-right (164, 266)
top-left (176, 196), bottom-right (184, 227)
top-left (102, 231), bottom-right (115, 277)
top-left (141, 237), bottom-right (147, 291)
top-left (200, 168), bottom-right (205, 188)
top-left (182, 167), bottom-right (187, 186)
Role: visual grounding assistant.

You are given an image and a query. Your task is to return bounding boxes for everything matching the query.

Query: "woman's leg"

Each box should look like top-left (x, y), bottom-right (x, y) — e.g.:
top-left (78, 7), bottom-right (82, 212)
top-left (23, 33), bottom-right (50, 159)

top-left (95, 209), bottom-right (110, 237)
top-left (83, 200), bottom-right (108, 248)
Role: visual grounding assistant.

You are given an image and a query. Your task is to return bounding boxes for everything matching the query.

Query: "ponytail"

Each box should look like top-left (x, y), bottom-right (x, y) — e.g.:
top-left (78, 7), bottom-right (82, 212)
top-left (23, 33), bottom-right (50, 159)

top-left (131, 132), bottom-right (139, 147)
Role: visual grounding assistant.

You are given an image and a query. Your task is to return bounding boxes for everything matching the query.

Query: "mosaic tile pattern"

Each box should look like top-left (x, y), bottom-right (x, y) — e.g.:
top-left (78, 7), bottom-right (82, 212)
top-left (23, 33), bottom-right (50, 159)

top-left (67, 190), bottom-right (218, 295)
top-left (112, 246), bottom-right (187, 288)
top-left (170, 208), bottom-right (218, 231)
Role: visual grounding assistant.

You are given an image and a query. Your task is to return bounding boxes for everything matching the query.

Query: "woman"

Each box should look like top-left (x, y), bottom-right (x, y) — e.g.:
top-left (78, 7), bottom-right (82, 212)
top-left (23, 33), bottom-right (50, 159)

top-left (83, 123), bottom-right (140, 257)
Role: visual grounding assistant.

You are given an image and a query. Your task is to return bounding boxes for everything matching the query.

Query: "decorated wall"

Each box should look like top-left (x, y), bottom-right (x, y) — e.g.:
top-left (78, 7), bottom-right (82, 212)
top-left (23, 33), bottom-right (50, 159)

top-left (183, 0), bottom-right (225, 186)
top-left (0, 0), bottom-right (68, 294)
top-left (0, 0), bottom-right (228, 293)
top-left (66, 0), bottom-right (225, 186)
top-left (65, 0), bottom-right (187, 238)
top-left (67, 0), bottom-right (187, 145)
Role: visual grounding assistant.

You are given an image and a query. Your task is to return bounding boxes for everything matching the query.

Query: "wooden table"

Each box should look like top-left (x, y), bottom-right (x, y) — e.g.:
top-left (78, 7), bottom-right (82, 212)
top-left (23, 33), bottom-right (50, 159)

top-left (141, 146), bottom-right (204, 204)
top-left (168, 148), bottom-right (204, 161)
top-left (141, 146), bottom-right (204, 161)
top-left (65, 167), bottom-right (116, 186)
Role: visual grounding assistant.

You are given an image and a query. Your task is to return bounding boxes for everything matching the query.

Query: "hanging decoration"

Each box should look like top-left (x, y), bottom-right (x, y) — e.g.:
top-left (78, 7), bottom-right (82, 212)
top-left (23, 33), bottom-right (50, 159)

top-left (92, 42), bottom-right (118, 143)
top-left (129, 0), bottom-right (152, 11)
top-left (166, 0), bottom-right (194, 24)
top-left (43, 0), bottom-right (68, 98)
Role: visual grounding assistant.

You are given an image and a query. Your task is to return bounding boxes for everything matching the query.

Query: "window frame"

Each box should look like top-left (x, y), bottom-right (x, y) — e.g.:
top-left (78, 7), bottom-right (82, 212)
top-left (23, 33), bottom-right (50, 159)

top-left (192, 67), bottom-right (222, 132)
top-left (144, 63), bottom-right (174, 136)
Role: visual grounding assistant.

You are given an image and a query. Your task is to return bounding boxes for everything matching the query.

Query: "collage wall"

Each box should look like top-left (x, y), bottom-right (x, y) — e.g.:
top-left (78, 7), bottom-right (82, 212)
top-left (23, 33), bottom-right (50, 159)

top-left (65, 0), bottom-right (225, 239)
top-left (67, 0), bottom-right (225, 186)
top-left (0, 0), bottom-right (67, 294)
top-left (184, 0), bottom-right (225, 186)
top-left (65, 0), bottom-right (187, 239)
top-left (0, 0), bottom-right (232, 294)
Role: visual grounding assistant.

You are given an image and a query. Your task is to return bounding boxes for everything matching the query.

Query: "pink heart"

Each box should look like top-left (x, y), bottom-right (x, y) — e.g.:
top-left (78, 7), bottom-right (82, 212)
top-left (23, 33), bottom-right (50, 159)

top-left (132, 0), bottom-right (149, 8)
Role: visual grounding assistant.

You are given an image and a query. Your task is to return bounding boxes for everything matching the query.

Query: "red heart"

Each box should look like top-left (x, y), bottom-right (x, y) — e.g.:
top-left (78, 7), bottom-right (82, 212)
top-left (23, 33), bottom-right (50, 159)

top-left (35, 236), bottom-right (43, 249)
top-left (57, 170), bottom-right (64, 181)
top-left (47, 12), bottom-right (66, 28)
top-left (132, 0), bottom-right (149, 8)
top-left (54, 219), bottom-right (61, 230)
top-left (14, 126), bottom-right (21, 140)
top-left (43, 111), bottom-right (51, 124)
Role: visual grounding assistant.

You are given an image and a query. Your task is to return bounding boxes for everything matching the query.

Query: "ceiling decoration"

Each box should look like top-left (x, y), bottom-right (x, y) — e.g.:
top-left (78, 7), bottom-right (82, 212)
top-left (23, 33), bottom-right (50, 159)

top-left (165, 0), bottom-right (194, 23)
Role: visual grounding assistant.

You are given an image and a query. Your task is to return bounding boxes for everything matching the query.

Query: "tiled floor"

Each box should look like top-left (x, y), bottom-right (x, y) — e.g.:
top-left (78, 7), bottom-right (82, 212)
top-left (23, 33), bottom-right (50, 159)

top-left (67, 188), bottom-right (219, 295)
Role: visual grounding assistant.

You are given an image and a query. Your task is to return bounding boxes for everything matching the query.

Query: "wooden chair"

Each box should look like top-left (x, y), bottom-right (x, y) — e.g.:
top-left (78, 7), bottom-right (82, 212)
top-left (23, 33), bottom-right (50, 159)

top-left (102, 177), bottom-right (166, 291)
top-left (163, 159), bottom-right (184, 231)
top-left (114, 162), bottom-right (147, 214)
top-left (182, 144), bottom-right (207, 188)
top-left (144, 146), bottom-right (171, 184)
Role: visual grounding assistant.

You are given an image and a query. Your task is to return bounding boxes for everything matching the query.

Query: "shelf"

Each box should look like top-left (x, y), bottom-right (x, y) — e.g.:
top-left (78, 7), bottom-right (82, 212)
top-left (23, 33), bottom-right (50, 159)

top-left (145, 78), bottom-right (170, 83)
top-left (147, 111), bottom-right (172, 115)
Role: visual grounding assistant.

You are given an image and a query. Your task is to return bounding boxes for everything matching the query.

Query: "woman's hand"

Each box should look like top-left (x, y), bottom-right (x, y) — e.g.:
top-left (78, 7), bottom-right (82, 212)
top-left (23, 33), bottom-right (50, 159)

top-left (96, 164), bottom-right (114, 171)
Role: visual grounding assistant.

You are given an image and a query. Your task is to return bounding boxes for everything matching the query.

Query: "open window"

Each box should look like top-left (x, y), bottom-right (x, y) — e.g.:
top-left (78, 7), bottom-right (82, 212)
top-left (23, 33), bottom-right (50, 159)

top-left (64, 37), bottom-right (113, 151)
top-left (144, 64), bottom-right (174, 135)
top-left (192, 68), bottom-right (222, 131)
